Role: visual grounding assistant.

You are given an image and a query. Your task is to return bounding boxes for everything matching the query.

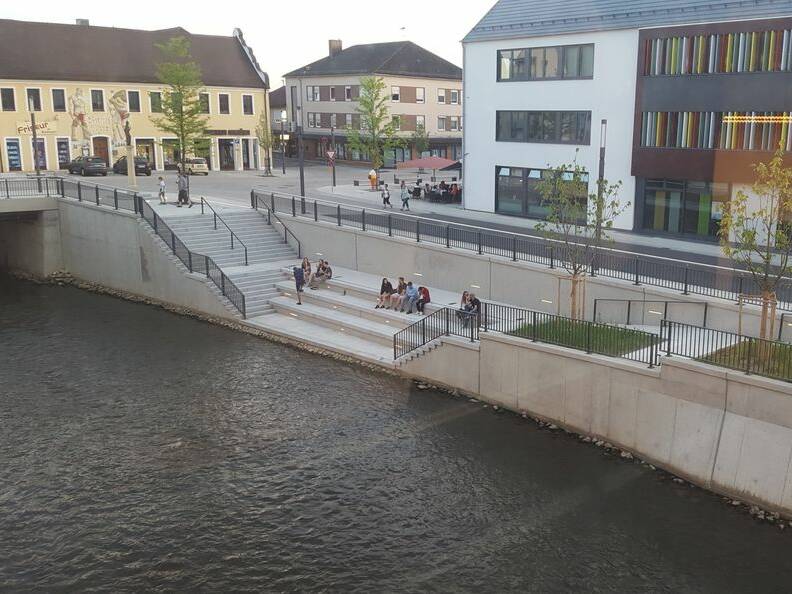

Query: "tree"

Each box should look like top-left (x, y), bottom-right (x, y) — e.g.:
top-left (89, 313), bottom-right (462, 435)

top-left (255, 110), bottom-right (274, 176)
top-left (345, 76), bottom-right (404, 169)
top-left (411, 123), bottom-right (430, 157)
top-left (151, 36), bottom-right (209, 174)
top-left (535, 157), bottom-right (626, 319)
top-left (719, 144), bottom-right (792, 339)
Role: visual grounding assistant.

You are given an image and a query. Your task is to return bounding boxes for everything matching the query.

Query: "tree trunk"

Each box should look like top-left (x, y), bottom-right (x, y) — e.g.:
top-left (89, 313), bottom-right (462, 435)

top-left (759, 290), bottom-right (777, 340)
top-left (570, 275), bottom-right (580, 320)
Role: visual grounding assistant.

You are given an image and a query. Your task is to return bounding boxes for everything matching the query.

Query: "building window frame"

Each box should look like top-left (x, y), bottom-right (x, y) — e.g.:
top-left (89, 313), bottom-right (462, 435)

top-left (330, 113), bottom-right (337, 128)
top-left (330, 87), bottom-right (336, 101)
top-left (55, 136), bottom-right (71, 169)
top-left (242, 94), bottom-right (254, 116)
top-left (90, 88), bottom-right (104, 112)
top-left (51, 88), bottom-right (67, 112)
top-left (4, 137), bottom-right (23, 171)
top-left (1, 87), bottom-right (16, 111)
top-left (450, 116), bottom-right (459, 131)
top-left (495, 110), bottom-right (592, 145)
top-left (219, 93), bottom-right (230, 115)
top-left (199, 92), bottom-right (211, 114)
top-left (391, 86), bottom-right (400, 102)
top-left (26, 87), bottom-right (43, 112)
top-left (416, 87), bottom-right (425, 104)
top-left (438, 116), bottom-right (446, 131)
top-left (416, 114), bottom-right (425, 130)
top-left (345, 113), bottom-right (352, 127)
top-left (149, 91), bottom-right (163, 114)
top-left (308, 112), bottom-right (316, 128)
top-left (497, 43), bottom-right (595, 82)
top-left (495, 164), bottom-right (588, 220)
top-left (437, 89), bottom-right (446, 104)
top-left (392, 115), bottom-right (401, 131)
top-left (345, 86), bottom-right (352, 101)
top-left (126, 90), bottom-right (141, 113)
top-left (450, 90), bottom-right (459, 105)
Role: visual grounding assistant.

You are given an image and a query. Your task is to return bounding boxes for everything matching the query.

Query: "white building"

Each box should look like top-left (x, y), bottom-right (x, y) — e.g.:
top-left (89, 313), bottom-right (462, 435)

top-left (463, 0), bottom-right (792, 240)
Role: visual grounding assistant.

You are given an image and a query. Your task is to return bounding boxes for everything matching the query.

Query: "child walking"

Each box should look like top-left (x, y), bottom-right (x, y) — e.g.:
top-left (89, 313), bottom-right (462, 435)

top-left (158, 176), bottom-right (167, 204)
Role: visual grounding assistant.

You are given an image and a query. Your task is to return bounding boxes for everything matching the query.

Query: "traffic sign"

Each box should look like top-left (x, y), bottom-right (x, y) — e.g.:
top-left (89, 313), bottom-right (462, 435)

top-left (326, 150), bottom-right (335, 160)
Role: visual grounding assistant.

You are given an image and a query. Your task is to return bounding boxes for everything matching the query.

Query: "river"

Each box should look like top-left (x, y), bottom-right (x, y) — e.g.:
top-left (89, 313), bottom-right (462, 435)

top-left (2, 275), bottom-right (792, 592)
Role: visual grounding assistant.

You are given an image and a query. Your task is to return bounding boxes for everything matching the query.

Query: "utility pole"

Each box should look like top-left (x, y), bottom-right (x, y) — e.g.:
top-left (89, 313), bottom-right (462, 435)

top-left (29, 97), bottom-right (40, 177)
top-left (595, 118), bottom-right (607, 243)
top-left (280, 111), bottom-right (287, 175)
top-left (297, 78), bottom-right (305, 197)
top-left (330, 125), bottom-right (336, 187)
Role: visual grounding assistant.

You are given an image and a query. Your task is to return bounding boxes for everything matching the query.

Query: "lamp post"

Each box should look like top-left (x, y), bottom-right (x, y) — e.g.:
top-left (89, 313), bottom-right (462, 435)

top-left (297, 77), bottom-right (306, 197)
top-left (29, 97), bottom-right (40, 177)
top-left (595, 118), bottom-right (607, 243)
top-left (280, 109), bottom-right (287, 175)
top-left (330, 125), bottom-right (336, 187)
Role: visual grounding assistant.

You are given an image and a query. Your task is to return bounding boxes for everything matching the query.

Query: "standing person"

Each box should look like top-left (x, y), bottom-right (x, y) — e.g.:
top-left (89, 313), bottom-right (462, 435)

top-left (381, 183), bottom-right (392, 208)
top-left (402, 281), bottom-right (419, 314)
top-left (369, 168), bottom-right (377, 190)
top-left (158, 176), bottom-right (167, 204)
top-left (400, 181), bottom-right (411, 211)
top-left (376, 277), bottom-right (394, 309)
top-left (416, 286), bottom-right (431, 314)
top-left (177, 170), bottom-right (191, 208)
top-left (293, 265), bottom-right (305, 305)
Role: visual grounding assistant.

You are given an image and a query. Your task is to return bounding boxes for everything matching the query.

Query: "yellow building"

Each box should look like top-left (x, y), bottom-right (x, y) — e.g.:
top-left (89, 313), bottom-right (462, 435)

top-left (0, 19), bottom-right (271, 173)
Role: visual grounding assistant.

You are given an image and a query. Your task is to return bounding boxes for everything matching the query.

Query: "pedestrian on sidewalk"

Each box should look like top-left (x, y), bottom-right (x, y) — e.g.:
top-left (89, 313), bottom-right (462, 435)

top-left (293, 265), bottom-right (305, 305)
top-left (381, 183), bottom-right (392, 208)
top-left (368, 168), bottom-right (377, 190)
top-left (400, 181), bottom-right (410, 211)
top-left (158, 176), bottom-right (167, 204)
top-left (177, 170), bottom-right (192, 208)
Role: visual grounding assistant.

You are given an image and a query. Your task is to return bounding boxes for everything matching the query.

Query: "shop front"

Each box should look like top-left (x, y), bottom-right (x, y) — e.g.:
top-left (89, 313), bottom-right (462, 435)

top-left (636, 178), bottom-right (729, 240)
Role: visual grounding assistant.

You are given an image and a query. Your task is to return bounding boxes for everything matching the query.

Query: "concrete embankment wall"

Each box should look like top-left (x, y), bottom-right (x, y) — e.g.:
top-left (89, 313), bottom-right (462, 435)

top-left (0, 206), bottom-right (63, 277)
top-left (282, 216), bottom-right (768, 338)
top-left (402, 334), bottom-right (792, 515)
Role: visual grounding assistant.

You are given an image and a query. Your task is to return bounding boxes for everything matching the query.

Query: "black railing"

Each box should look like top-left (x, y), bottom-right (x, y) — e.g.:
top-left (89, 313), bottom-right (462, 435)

top-left (593, 298), bottom-right (709, 327)
top-left (263, 191), bottom-right (792, 311)
top-left (0, 175), bottom-right (59, 199)
top-left (251, 190), bottom-right (302, 258)
top-left (199, 197), bottom-right (249, 266)
top-left (481, 302), bottom-right (660, 367)
top-left (137, 197), bottom-right (246, 318)
top-left (660, 320), bottom-right (792, 382)
top-left (59, 178), bottom-right (139, 212)
top-left (393, 307), bottom-right (478, 359)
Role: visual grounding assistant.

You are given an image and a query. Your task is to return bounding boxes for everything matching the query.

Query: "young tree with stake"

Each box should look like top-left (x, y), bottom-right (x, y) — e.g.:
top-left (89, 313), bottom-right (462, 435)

top-left (255, 110), bottom-right (274, 176)
top-left (346, 76), bottom-right (404, 169)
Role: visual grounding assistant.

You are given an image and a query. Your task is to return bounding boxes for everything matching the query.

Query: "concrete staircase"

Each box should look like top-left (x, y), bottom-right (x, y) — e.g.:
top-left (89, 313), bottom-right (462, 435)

top-left (159, 207), bottom-right (300, 319)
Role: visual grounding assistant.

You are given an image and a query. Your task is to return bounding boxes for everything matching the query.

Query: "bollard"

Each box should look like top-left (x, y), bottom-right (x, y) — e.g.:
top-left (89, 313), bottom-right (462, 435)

top-left (314, 200), bottom-right (318, 222)
top-left (113, 189), bottom-right (118, 209)
top-left (337, 204), bottom-right (341, 226)
top-left (95, 185), bottom-right (100, 205)
top-left (77, 181), bottom-right (82, 201)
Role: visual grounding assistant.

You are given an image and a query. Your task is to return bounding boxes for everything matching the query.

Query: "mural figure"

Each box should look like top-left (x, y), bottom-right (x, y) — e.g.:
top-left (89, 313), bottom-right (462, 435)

top-left (109, 90), bottom-right (130, 146)
top-left (68, 88), bottom-right (90, 142)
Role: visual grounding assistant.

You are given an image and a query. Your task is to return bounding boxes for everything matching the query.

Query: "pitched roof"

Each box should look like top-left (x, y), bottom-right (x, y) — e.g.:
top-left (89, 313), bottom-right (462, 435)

top-left (0, 19), bottom-right (269, 88)
top-left (285, 41), bottom-right (462, 80)
top-left (464, 0), bottom-right (792, 42)
top-left (269, 85), bottom-right (287, 108)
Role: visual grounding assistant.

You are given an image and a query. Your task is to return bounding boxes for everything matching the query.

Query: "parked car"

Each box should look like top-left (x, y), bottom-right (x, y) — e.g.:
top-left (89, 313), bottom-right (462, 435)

top-left (113, 156), bottom-right (152, 176)
top-left (67, 156), bottom-right (108, 176)
top-left (185, 157), bottom-right (209, 175)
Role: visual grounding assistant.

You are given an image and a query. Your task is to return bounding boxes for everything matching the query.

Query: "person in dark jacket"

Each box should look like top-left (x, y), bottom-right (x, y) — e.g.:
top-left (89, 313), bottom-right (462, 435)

top-left (376, 278), bottom-right (394, 308)
top-left (293, 266), bottom-right (305, 304)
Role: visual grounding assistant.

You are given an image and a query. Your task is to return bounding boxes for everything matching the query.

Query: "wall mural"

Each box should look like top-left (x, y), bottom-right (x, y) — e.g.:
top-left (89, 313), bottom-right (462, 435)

top-left (67, 88), bottom-right (131, 152)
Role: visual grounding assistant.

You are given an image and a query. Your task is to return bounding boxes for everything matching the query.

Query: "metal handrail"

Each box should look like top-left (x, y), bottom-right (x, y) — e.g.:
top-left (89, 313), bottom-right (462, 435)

top-left (251, 190), bottom-right (302, 258)
top-left (393, 307), bottom-right (477, 359)
top-left (199, 197), bottom-right (249, 266)
top-left (593, 298), bottom-right (709, 327)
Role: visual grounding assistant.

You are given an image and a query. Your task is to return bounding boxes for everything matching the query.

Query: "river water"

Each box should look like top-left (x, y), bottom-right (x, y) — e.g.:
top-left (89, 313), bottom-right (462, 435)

top-left (2, 275), bottom-right (792, 592)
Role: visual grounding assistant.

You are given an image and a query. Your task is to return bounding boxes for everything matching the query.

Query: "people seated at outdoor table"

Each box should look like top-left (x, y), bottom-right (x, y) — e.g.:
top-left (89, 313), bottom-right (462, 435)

top-left (375, 278), bottom-right (395, 308)
top-left (450, 183), bottom-right (460, 200)
top-left (389, 277), bottom-right (407, 309)
top-left (416, 286), bottom-right (431, 314)
top-left (424, 183), bottom-right (431, 199)
top-left (309, 260), bottom-right (333, 289)
top-left (401, 281), bottom-right (420, 314)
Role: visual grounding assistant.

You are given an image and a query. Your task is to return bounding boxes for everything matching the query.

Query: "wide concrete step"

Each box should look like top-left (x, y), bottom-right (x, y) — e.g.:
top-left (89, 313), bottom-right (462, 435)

top-left (247, 313), bottom-right (395, 367)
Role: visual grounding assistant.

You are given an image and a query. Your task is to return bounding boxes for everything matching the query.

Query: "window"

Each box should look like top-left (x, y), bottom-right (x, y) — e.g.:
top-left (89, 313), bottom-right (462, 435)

top-left (346, 113), bottom-right (352, 127)
top-left (641, 179), bottom-right (729, 238)
top-left (219, 93), bottom-right (230, 114)
top-left (495, 165), bottom-right (587, 220)
top-left (496, 110), bottom-right (591, 144)
top-left (450, 116), bottom-right (459, 131)
top-left (345, 86), bottom-right (352, 101)
top-left (5, 139), bottom-right (21, 171)
top-left (416, 114), bottom-right (425, 130)
top-left (26, 88), bottom-right (42, 111)
top-left (330, 87), bottom-right (336, 101)
top-left (330, 113), bottom-right (337, 128)
top-left (308, 113), bottom-right (316, 127)
top-left (391, 86), bottom-right (400, 102)
top-left (438, 116), bottom-right (446, 131)
top-left (242, 94), bottom-right (254, 115)
top-left (1, 88), bottom-right (15, 111)
top-left (498, 44), bottom-right (594, 81)
top-left (437, 89), bottom-right (446, 104)
top-left (416, 87), bottom-right (425, 104)
top-left (149, 91), bottom-right (162, 113)
top-left (306, 86), bottom-right (320, 102)
top-left (392, 115), bottom-right (401, 131)
top-left (51, 89), bottom-right (66, 112)
top-left (199, 92), bottom-right (210, 114)
top-left (127, 90), bottom-right (140, 112)
top-left (90, 89), bottom-right (104, 111)
top-left (450, 90), bottom-right (459, 105)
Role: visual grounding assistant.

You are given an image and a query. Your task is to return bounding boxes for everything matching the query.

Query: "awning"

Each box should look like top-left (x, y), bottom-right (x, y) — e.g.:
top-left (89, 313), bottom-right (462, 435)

top-left (396, 156), bottom-right (457, 170)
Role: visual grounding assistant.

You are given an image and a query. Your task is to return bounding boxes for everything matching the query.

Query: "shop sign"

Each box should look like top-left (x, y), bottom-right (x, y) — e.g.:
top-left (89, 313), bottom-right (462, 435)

top-left (16, 119), bottom-right (58, 135)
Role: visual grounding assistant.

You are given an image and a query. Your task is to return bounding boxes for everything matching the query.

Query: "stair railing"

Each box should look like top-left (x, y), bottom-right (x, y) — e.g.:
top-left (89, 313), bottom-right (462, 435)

top-left (199, 197), bottom-right (249, 266)
top-left (251, 190), bottom-right (302, 258)
top-left (393, 307), bottom-right (478, 359)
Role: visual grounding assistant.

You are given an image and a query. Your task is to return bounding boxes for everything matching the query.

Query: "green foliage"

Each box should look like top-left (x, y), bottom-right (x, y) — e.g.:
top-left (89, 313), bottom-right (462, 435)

top-left (411, 123), bottom-right (430, 156)
top-left (151, 36), bottom-right (209, 171)
top-left (719, 144), bottom-right (792, 296)
top-left (345, 76), bottom-right (404, 169)
top-left (510, 318), bottom-right (653, 356)
top-left (255, 110), bottom-right (274, 151)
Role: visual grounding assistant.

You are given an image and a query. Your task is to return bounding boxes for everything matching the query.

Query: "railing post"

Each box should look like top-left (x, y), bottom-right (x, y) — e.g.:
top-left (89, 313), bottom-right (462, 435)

top-left (213, 213), bottom-right (217, 230)
top-left (4, 178), bottom-right (9, 199)
top-left (531, 311), bottom-right (537, 342)
top-left (477, 232), bottom-right (483, 255)
top-left (648, 335), bottom-right (656, 369)
top-left (446, 225), bottom-right (450, 248)
top-left (45, 178), bottom-right (50, 197)
top-left (95, 185), bottom-right (100, 206)
top-left (737, 276), bottom-right (744, 302)
top-left (593, 300), bottom-right (598, 323)
top-left (221, 274), bottom-right (226, 296)
top-left (205, 255), bottom-right (209, 277)
top-left (445, 308), bottom-right (450, 336)
top-left (393, 335), bottom-right (397, 360)
top-left (745, 337), bottom-right (753, 375)
top-left (231, 232), bottom-right (235, 249)
top-left (314, 200), bottom-right (318, 222)
top-left (362, 209), bottom-right (366, 232)
top-left (77, 181), bottom-right (82, 201)
top-left (633, 257), bottom-right (640, 285)
top-left (388, 214), bottom-right (392, 237)
top-left (292, 196), bottom-right (296, 217)
top-left (416, 220), bottom-right (421, 243)
top-left (585, 322), bottom-right (592, 353)
top-left (250, 190), bottom-right (255, 208)
top-left (483, 302), bottom-right (488, 332)
top-left (470, 314), bottom-right (475, 342)
top-left (664, 321), bottom-right (672, 356)
top-left (421, 318), bottom-right (426, 345)
top-left (113, 188), bottom-right (118, 210)
top-left (549, 246), bottom-right (555, 269)
top-left (188, 252), bottom-right (193, 273)
top-left (271, 192), bottom-right (275, 213)
top-left (170, 230), bottom-right (176, 253)
top-left (683, 266), bottom-right (690, 295)
top-left (244, 247), bottom-right (249, 266)
top-left (512, 236), bottom-right (517, 261)
top-left (301, 197), bottom-right (306, 215)
top-left (337, 204), bottom-right (342, 226)
top-left (201, 198), bottom-right (205, 214)
top-left (153, 212), bottom-right (158, 232)
top-left (133, 192), bottom-right (139, 215)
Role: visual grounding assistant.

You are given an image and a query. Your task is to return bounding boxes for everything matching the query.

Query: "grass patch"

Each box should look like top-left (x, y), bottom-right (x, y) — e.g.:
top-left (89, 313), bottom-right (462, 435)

top-left (699, 340), bottom-right (792, 382)
top-left (509, 318), bottom-right (654, 356)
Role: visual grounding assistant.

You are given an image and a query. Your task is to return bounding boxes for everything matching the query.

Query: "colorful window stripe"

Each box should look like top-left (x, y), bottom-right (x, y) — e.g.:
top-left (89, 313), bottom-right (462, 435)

top-left (640, 111), bottom-right (792, 151)
top-left (643, 29), bottom-right (792, 76)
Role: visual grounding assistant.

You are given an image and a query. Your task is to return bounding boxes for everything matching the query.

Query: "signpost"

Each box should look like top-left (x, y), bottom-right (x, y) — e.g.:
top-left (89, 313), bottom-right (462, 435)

top-left (329, 126), bottom-right (336, 188)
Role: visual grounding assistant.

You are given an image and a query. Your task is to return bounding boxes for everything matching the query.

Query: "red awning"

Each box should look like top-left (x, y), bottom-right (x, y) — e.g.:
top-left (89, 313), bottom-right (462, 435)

top-left (396, 156), bottom-right (457, 170)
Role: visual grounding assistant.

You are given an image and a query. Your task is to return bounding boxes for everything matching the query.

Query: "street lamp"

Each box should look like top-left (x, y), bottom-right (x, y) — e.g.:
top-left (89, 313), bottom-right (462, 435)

top-left (330, 125), bottom-right (336, 187)
top-left (280, 109), bottom-right (287, 175)
top-left (28, 96), bottom-right (40, 177)
top-left (297, 78), bottom-right (306, 197)
top-left (595, 118), bottom-right (607, 242)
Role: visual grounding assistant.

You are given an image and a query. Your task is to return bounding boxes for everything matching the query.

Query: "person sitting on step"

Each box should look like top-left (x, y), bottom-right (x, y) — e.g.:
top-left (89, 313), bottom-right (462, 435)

top-left (402, 281), bottom-right (419, 314)
top-left (389, 277), bottom-right (407, 310)
top-left (309, 260), bottom-right (333, 289)
top-left (416, 286), bottom-right (431, 314)
top-left (376, 278), bottom-right (394, 308)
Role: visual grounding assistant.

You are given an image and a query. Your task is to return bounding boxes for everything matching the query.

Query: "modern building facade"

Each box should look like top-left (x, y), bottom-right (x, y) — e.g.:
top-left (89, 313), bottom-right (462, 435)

top-left (284, 40), bottom-right (462, 167)
top-left (463, 0), bottom-right (792, 239)
top-left (0, 19), bottom-right (270, 173)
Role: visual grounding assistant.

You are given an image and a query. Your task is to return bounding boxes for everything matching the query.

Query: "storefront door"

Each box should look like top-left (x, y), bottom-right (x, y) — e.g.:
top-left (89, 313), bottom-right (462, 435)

top-left (31, 137), bottom-right (47, 170)
top-left (135, 139), bottom-right (156, 170)
top-left (219, 139), bottom-right (235, 170)
top-left (56, 138), bottom-right (70, 169)
top-left (242, 139), bottom-right (251, 170)
top-left (92, 137), bottom-right (109, 165)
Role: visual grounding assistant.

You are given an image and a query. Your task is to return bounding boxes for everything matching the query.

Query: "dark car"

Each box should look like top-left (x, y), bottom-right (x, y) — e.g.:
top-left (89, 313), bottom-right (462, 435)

top-left (68, 156), bottom-right (108, 176)
top-left (113, 156), bottom-right (152, 176)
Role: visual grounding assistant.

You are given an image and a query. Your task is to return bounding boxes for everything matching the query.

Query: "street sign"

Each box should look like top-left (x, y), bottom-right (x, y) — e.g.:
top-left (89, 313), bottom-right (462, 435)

top-left (326, 150), bottom-right (335, 160)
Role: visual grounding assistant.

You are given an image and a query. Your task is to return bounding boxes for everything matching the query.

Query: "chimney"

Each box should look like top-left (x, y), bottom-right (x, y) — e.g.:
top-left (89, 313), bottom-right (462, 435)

top-left (329, 39), bottom-right (343, 58)
top-left (76, 18), bottom-right (89, 26)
